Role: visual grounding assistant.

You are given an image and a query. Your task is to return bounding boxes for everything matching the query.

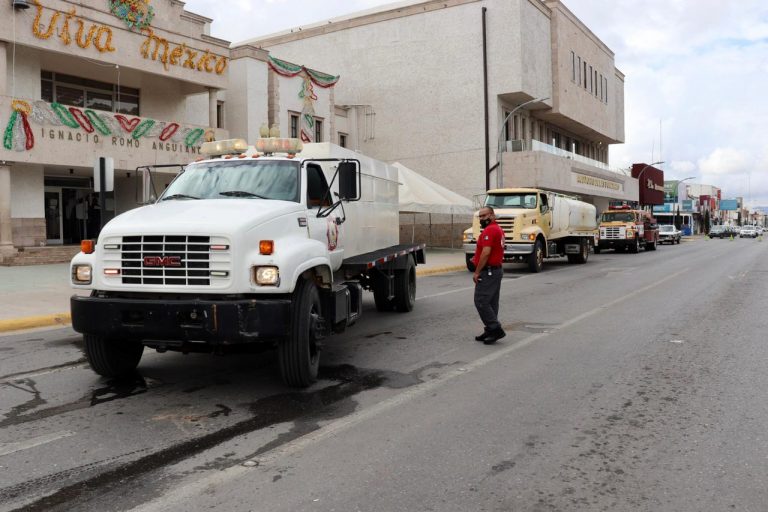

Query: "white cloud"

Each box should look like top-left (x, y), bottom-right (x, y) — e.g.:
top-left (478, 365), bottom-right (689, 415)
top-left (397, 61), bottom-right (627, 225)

top-left (698, 148), bottom-right (752, 175)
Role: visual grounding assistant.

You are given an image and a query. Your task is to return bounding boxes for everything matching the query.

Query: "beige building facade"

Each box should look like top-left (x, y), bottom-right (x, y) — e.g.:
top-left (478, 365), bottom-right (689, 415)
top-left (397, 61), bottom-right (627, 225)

top-left (239, 0), bottom-right (630, 214)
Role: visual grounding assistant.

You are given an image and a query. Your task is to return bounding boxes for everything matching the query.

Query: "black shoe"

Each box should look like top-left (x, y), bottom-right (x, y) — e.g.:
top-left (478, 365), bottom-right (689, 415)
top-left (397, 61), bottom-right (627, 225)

top-left (475, 332), bottom-right (488, 341)
top-left (482, 328), bottom-right (506, 345)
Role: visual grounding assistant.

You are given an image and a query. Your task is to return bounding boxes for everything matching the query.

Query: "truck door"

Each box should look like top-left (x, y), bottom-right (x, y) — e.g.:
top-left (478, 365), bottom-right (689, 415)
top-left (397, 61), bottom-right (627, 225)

top-left (541, 192), bottom-right (553, 231)
top-left (305, 163), bottom-right (345, 271)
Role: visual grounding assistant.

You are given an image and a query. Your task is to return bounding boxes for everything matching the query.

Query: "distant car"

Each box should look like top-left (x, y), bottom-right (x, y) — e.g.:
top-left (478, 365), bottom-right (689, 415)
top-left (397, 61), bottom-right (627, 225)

top-left (708, 225), bottom-right (727, 238)
top-left (740, 226), bottom-right (758, 238)
top-left (658, 224), bottom-right (681, 244)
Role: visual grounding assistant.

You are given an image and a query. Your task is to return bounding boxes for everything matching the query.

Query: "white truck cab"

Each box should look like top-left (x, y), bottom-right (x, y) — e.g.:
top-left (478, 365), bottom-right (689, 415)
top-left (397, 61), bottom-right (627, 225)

top-left (70, 138), bottom-right (424, 387)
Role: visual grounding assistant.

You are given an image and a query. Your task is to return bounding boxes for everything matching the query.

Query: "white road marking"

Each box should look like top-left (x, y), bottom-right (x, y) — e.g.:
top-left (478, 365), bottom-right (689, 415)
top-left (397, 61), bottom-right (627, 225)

top-left (669, 339), bottom-right (684, 344)
top-left (132, 266), bottom-right (691, 512)
top-left (0, 431), bottom-right (76, 457)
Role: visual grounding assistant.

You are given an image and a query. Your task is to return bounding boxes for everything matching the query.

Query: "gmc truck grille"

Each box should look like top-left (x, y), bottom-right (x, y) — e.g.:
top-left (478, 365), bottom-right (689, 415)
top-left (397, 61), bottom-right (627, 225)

top-left (601, 226), bottom-right (625, 240)
top-left (496, 218), bottom-right (516, 238)
top-left (118, 235), bottom-right (221, 286)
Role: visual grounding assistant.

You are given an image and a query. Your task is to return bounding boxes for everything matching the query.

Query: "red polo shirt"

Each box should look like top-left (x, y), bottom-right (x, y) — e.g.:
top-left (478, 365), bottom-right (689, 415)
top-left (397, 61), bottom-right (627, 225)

top-left (472, 220), bottom-right (505, 267)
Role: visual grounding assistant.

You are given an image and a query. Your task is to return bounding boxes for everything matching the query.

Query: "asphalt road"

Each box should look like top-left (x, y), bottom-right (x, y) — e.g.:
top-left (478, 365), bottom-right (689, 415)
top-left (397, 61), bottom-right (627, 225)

top-left (2, 237), bottom-right (767, 511)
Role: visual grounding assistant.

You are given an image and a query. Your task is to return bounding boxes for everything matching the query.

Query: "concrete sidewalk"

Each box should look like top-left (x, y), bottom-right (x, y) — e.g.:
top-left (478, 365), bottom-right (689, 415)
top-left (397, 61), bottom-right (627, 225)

top-left (0, 247), bottom-right (466, 333)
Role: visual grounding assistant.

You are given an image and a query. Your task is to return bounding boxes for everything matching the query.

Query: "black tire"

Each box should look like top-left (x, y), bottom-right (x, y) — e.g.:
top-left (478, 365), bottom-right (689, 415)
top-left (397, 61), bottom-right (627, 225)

top-left (570, 238), bottom-right (589, 264)
top-left (645, 237), bottom-right (657, 251)
top-left (393, 256), bottom-right (416, 312)
top-left (527, 239), bottom-right (544, 272)
top-left (372, 273), bottom-right (393, 312)
top-left (594, 246), bottom-right (601, 254)
top-left (84, 334), bottom-right (143, 378)
top-left (279, 277), bottom-right (322, 387)
top-left (466, 254), bottom-right (476, 272)
top-left (629, 236), bottom-right (639, 253)
top-left (676, 237), bottom-right (681, 244)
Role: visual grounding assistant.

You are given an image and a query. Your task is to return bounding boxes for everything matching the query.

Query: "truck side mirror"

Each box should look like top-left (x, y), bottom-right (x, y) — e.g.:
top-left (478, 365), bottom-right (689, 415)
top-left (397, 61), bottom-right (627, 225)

top-left (338, 161), bottom-right (360, 200)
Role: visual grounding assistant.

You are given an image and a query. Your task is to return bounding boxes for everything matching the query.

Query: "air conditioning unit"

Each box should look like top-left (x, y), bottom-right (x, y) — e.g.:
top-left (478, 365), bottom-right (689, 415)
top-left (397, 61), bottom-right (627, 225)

top-left (505, 140), bottom-right (525, 152)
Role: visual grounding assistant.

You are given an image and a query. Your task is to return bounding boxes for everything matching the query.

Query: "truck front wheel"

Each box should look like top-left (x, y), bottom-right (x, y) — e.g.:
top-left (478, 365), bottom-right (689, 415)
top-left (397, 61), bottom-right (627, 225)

top-left (466, 254), bottom-right (476, 272)
top-left (629, 236), bottom-right (640, 253)
top-left (84, 334), bottom-right (143, 378)
top-left (527, 239), bottom-right (544, 272)
top-left (279, 278), bottom-right (323, 387)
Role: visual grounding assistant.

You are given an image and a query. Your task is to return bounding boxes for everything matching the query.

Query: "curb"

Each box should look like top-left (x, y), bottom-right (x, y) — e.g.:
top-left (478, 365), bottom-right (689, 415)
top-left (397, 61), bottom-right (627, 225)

top-left (0, 313), bottom-right (72, 334)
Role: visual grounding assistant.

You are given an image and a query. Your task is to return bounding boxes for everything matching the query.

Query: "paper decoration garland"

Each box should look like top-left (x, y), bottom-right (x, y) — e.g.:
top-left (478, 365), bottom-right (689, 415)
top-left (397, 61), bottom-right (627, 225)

top-left (268, 56), bottom-right (339, 143)
top-left (3, 100), bottom-right (208, 152)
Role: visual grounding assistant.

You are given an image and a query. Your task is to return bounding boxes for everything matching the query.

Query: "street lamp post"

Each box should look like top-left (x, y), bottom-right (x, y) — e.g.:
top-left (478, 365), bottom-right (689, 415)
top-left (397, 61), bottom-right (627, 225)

top-left (496, 96), bottom-right (549, 189)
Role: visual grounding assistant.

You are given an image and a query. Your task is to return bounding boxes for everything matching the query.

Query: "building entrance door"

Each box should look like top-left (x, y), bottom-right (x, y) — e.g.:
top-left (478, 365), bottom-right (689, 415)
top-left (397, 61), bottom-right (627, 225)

top-left (44, 188), bottom-right (63, 245)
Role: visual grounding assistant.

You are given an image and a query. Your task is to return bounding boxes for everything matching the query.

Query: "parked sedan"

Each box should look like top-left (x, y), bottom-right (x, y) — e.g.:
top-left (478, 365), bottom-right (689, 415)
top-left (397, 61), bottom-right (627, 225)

top-left (658, 224), bottom-right (681, 244)
top-left (740, 226), bottom-right (758, 238)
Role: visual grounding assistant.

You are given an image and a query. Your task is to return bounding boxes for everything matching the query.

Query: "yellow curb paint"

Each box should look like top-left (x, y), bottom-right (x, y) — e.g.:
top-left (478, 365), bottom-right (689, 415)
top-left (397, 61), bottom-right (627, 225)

top-left (0, 313), bottom-right (71, 333)
top-left (417, 265), bottom-right (467, 276)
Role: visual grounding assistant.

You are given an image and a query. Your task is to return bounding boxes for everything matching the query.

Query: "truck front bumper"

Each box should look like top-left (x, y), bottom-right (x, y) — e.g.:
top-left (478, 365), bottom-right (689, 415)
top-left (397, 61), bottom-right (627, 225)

top-left (71, 294), bottom-right (291, 344)
top-left (598, 239), bottom-right (629, 250)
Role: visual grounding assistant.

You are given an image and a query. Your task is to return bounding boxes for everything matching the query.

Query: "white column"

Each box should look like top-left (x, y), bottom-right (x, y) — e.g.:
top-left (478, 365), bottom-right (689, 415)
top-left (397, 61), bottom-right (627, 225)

top-left (0, 164), bottom-right (17, 260)
top-left (208, 88), bottom-right (218, 129)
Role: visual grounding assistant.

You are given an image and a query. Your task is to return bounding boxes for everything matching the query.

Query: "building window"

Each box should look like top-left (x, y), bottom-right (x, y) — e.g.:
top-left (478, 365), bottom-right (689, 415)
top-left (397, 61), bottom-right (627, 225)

top-left (571, 51), bottom-right (576, 82)
top-left (338, 133), bottom-right (348, 148)
top-left (290, 113), bottom-right (299, 138)
top-left (577, 57), bottom-right (582, 86)
top-left (599, 74), bottom-right (603, 101)
top-left (583, 61), bottom-right (588, 89)
top-left (314, 118), bottom-right (323, 142)
top-left (216, 101), bottom-right (224, 129)
top-left (589, 65), bottom-right (593, 93)
top-left (604, 77), bottom-right (608, 104)
top-left (41, 71), bottom-right (139, 115)
top-left (594, 70), bottom-right (598, 97)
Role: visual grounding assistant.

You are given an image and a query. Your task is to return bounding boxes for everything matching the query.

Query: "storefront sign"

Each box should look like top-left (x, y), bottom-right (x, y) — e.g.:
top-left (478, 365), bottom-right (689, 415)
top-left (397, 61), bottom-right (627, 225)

top-left (572, 172), bottom-right (622, 192)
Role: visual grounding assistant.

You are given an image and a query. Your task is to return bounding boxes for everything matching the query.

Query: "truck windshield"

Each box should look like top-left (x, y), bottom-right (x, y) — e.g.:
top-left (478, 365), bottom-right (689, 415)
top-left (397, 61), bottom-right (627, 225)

top-left (160, 160), bottom-right (300, 202)
top-left (485, 193), bottom-right (537, 209)
top-left (602, 212), bottom-right (635, 222)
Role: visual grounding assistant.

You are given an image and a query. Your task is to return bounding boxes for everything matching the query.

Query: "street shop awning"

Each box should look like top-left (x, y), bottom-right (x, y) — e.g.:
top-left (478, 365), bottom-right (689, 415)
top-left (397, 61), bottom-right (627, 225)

top-left (393, 162), bottom-right (474, 215)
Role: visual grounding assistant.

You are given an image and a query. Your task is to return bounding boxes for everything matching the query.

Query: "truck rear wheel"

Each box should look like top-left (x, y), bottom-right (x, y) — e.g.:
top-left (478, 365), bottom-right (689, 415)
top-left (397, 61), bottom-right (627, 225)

top-left (84, 334), bottom-right (143, 378)
top-left (645, 237), bottom-right (657, 251)
top-left (279, 277), bottom-right (322, 387)
top-left (527, 239), bottom-right (544, 272)
top-left (568, 238), bottom-right (589, 264)
top-left (393, 256), bottom-right (416, 312)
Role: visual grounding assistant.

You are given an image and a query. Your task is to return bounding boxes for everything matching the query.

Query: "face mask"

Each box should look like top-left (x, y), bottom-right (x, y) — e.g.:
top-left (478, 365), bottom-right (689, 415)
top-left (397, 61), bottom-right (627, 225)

top-left (480, 218), bottom-right (491, 228)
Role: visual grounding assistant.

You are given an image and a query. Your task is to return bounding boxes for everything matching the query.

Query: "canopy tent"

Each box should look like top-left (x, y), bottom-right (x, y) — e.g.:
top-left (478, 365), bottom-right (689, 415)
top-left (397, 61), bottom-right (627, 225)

top-left (392, 162), bottom-right (474, 246)
top-left (392, 162), bottom-right (474, 215)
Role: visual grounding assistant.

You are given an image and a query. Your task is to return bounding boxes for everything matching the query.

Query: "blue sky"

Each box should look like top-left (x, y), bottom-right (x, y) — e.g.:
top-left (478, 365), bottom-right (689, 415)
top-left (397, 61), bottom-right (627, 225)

top-left (183, 0), bottom-right (768, 207)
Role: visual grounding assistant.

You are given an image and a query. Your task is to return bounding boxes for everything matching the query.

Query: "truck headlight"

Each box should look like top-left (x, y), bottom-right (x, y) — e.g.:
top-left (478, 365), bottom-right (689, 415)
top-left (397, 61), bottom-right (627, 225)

top-left (72, 264), bottom-right (92, 284)
top-left (463, 233), bottom-right (475, 243)
top-left (253, 266), bottom-right (280, 285)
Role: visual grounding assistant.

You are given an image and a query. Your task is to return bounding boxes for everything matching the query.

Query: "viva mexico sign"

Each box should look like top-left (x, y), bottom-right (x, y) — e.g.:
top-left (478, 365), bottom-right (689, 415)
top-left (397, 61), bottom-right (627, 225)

top-left (30, 0), bottom-right (228, 76)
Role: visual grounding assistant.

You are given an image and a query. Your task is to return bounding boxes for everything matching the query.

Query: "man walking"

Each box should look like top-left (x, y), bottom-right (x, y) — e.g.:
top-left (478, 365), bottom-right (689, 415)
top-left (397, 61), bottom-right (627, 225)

top-left (472, 206), bottom-right (506, 344)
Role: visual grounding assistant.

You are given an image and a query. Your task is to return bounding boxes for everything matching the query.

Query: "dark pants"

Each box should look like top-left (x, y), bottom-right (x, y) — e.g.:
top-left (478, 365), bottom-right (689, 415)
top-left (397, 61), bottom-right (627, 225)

top-left (474, 266), bottom-right (503, 332)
